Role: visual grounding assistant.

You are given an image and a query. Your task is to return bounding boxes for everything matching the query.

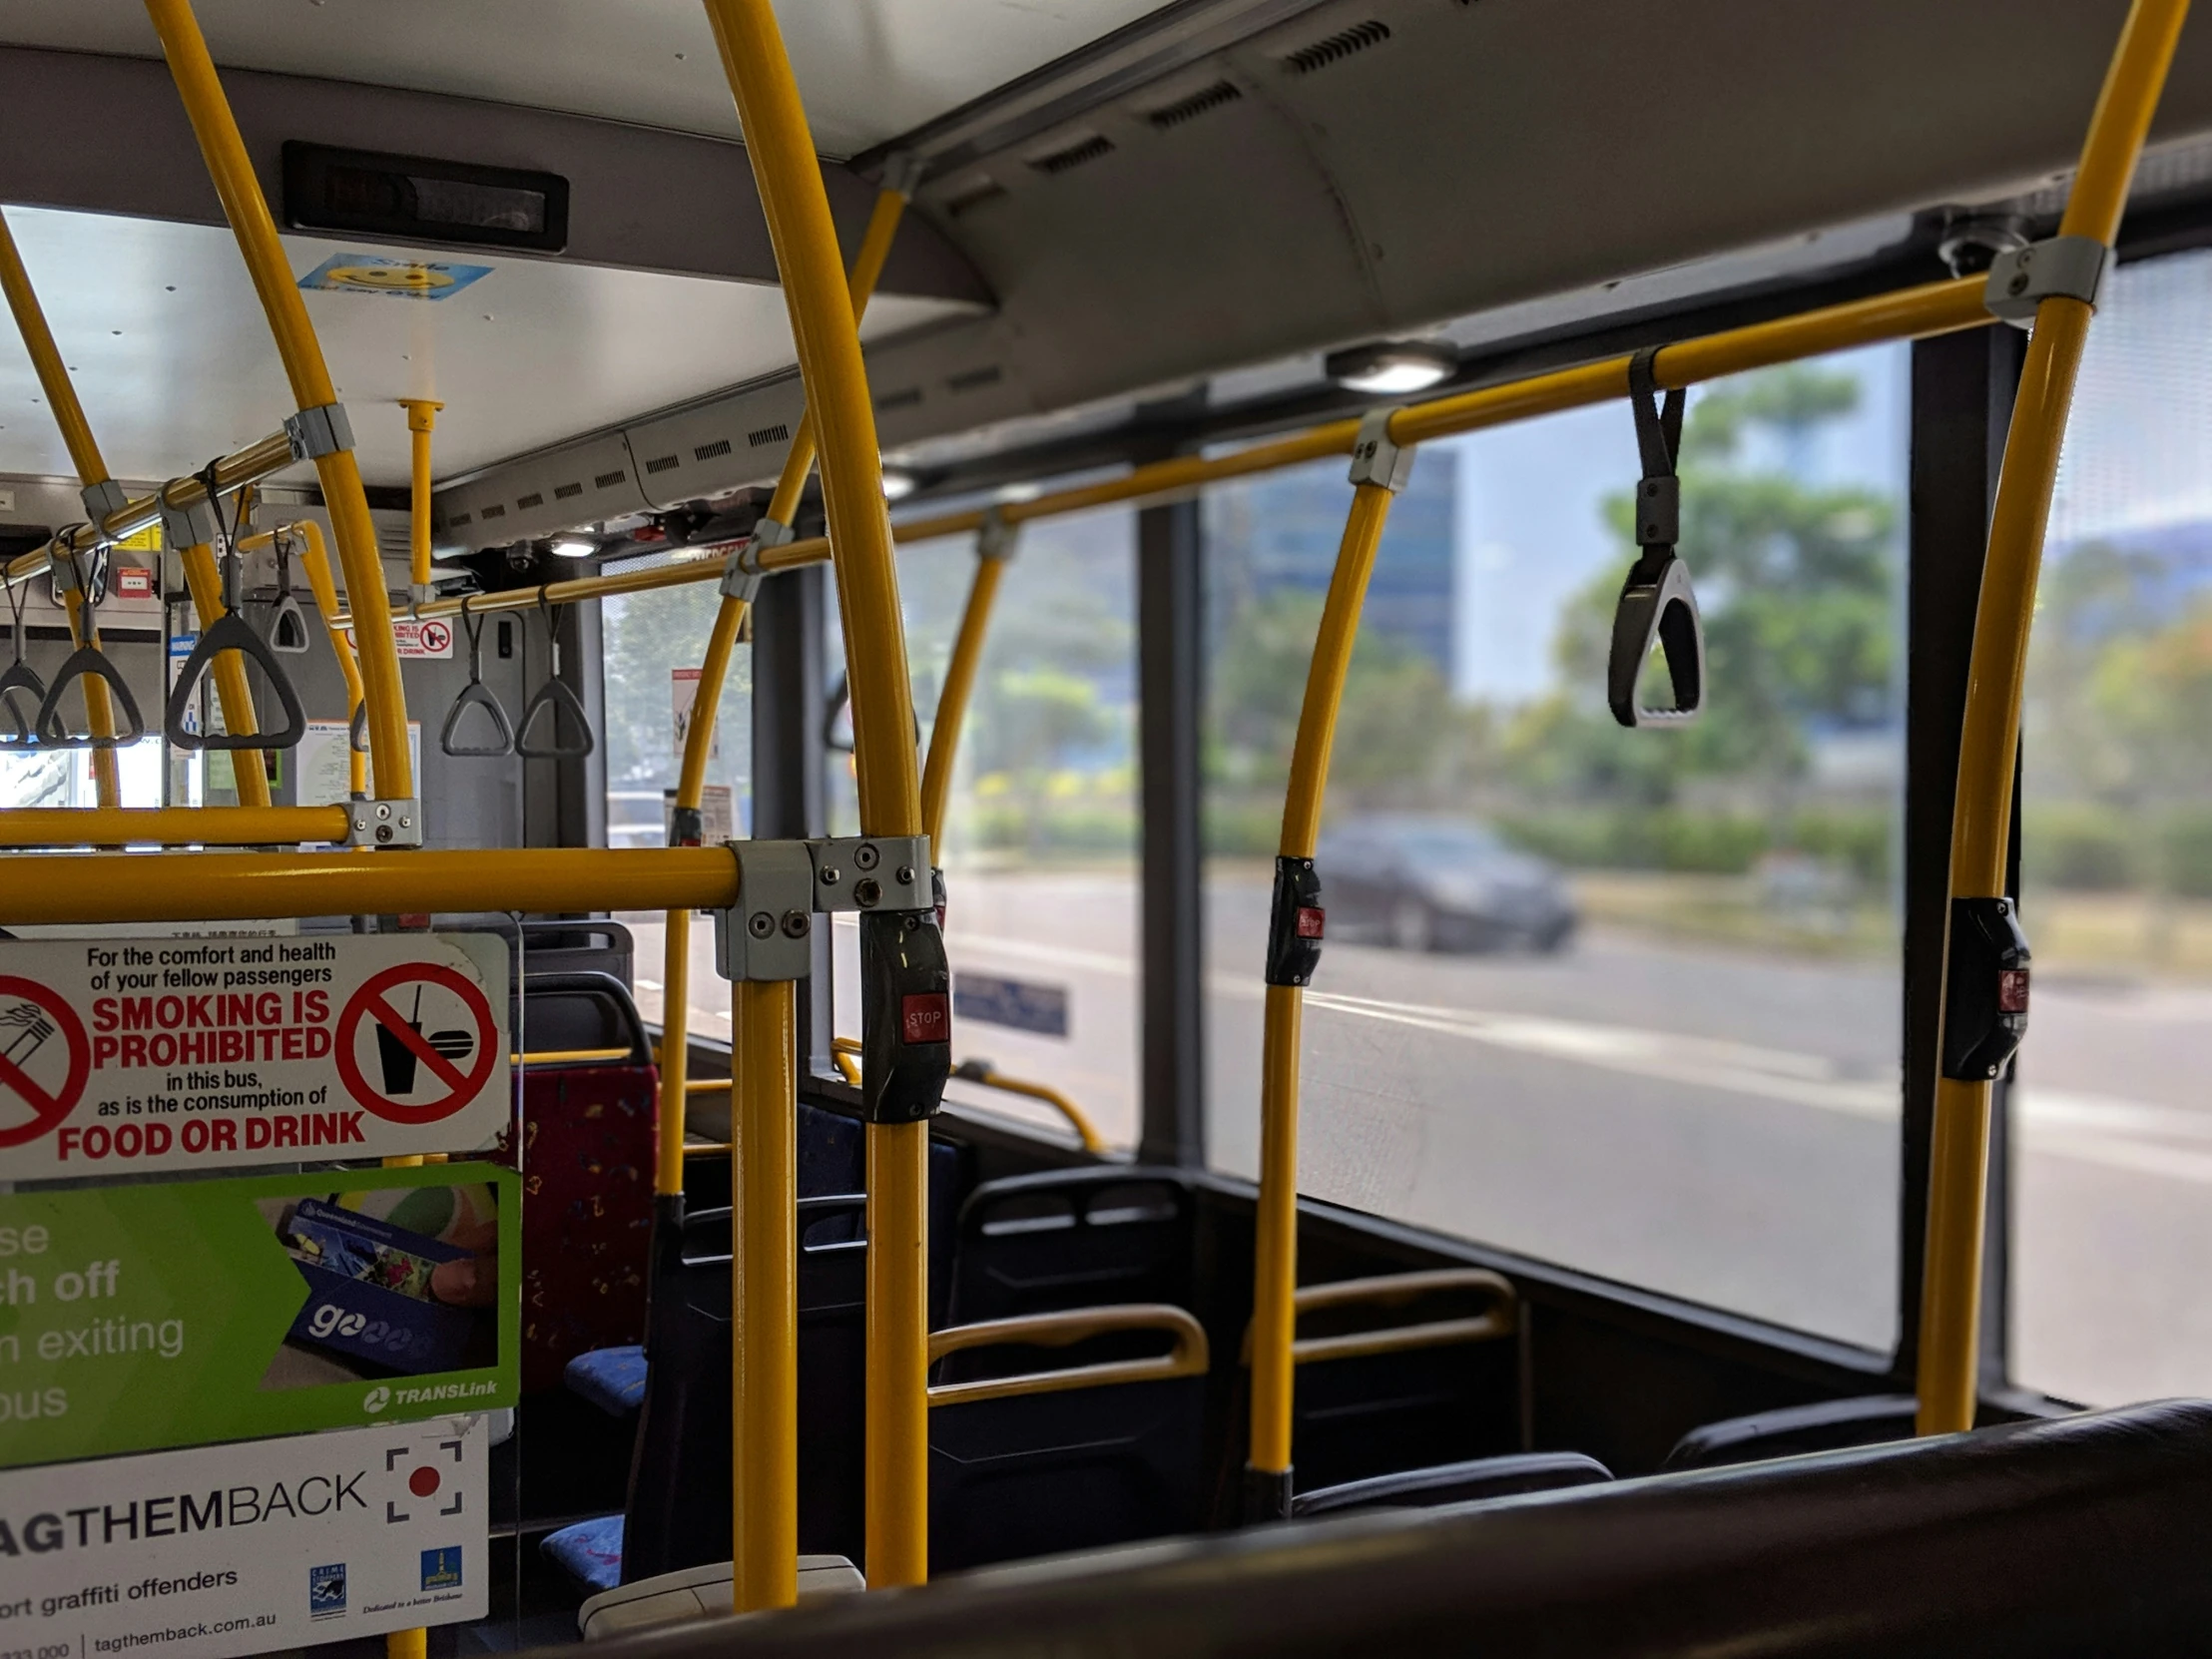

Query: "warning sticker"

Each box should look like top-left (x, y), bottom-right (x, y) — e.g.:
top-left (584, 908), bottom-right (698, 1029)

top-left (345, 619), bottom-right (454, 660)
top-left (0, 934), bottom-right (508, 1178)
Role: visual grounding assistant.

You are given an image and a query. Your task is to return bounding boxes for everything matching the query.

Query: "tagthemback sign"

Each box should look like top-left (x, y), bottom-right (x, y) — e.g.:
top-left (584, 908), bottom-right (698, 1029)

top-left (0, 934), bottom-right (509, 1178)
top-left (0, 1415), bottom-right (489, 1659)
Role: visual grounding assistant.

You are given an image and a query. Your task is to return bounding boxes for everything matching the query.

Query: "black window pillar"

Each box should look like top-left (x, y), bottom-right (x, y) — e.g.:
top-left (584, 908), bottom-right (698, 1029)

top-left (1901, 322), bottom-right (2026, 1396)
top-left (753, 561), bottom-right (833, 1077)
top-left (1138, 495), bottom-right (1207, 1166)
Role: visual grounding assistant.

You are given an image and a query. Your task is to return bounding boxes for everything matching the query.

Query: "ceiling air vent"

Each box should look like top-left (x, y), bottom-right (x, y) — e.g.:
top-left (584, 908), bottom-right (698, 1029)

top-left (1027, 133), bottom-right (1116, 176)
top-left (595, 468), bottom-right (627, 489)
top-left (449, 512), bottom-right (472, 527)
top-left (644, 454), bottom-right (681, 475)
top-left (943, 178), bottom-right (1006, 218)
top-left (1144, 81), bottom-right (1243, 130)
top-left (1279, 19), bottom-right (1389, 73)
top-left (747, 423), bottom-right (791, 449)
top-left (876, 386), bottom-right (923, 413)
top-left (554, 481), bottom-right (583, 500)
top-left (516, 491), bottom-right (543, 510)
top-left (478, 503), bottom-right (506, 520)
top-left (693, 437), bottom-right (733, 462)
top-left (946, 365), bottom-right (1004, 393)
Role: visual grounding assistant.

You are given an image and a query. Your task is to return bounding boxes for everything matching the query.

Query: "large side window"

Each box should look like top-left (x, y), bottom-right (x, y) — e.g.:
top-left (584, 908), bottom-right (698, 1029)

top-left (601, 560), bottom-right (751, 1035)
top-left (2015, 247), bottom-right (2212, 1404)
top-left (1204, 345), bottom-right (1911, 1349)
top-left (829, 507), bottom-right (1141, 1150)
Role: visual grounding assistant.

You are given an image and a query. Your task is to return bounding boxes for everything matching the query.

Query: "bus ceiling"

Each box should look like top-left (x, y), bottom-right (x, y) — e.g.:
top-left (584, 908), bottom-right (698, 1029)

top-left (7, 0), bottom-right (2212, 504)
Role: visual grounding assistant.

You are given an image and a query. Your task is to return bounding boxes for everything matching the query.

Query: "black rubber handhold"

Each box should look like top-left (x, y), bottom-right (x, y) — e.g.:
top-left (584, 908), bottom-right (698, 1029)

top-left (0, 660), bottom-right (47, 747)
top-left (164, 611), bottom-right (307, 752)
top-left (442, 680), bottom-right (516, 758)
top-left (35, 647), bottom-right (147, 750)
top-left (1607, 549), bottom-right (1705, 728)
top-left (515, 674), bottom-right (595, 759)
top-left (348, 700), bottom-right (371, 754)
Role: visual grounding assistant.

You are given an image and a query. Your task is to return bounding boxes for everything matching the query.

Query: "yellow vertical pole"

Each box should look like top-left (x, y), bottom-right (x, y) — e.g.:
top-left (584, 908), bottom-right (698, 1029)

top-left (704, 0), bottom-right (933, 1591)
top-left (143, 0), bottom-right (413, 804)
top-left (918, 521), bottom-right (1012, 849)
top-left (1916, 0), bottom-right (2191, 1435)
top-left (0, 211), bottom-right (124, 805)
top-left (281, 523), bottom-right (369, 799)
top-left (175, 543), bottom-right (273, 811)
top-left (401, 400), bottom-right (444, 598)
top-left (1248, 464), bottom-right (1402, 1519)
top-left (733, 978), bottom-right (799, 1611)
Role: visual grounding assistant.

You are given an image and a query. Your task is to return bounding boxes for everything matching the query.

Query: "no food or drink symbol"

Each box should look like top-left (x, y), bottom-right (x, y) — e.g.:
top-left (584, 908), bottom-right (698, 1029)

top-left (0, 976), bottom-right (89, 1147)
top-left (335, 963), bottom-right (499, 1125)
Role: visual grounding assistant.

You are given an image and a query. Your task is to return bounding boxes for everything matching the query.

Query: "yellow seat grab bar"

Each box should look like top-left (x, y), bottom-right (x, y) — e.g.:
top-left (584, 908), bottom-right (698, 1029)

top-left (926, 1306), bottom-right (1209, 1408)
top-left (1915, 0), bottom-right (2193, 1438)
top-left (1238, 1270), bottom-right (1518, 1367)
top-left (833, 1037), bottom-right (1108, 1154)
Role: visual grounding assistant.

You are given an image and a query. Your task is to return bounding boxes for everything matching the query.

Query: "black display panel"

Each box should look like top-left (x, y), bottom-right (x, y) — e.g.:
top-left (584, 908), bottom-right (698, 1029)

top-left (282, 142), bottom-right (569, 254)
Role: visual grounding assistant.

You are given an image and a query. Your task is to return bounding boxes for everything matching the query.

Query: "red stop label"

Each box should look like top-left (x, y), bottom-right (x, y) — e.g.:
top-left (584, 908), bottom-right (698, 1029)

top-left (1296, 906), bottom-right (1326, 940)
top-left (1998, 968), bottom-right (2030, 1014)
top-left (901, 992), bottom-right (950, 1044)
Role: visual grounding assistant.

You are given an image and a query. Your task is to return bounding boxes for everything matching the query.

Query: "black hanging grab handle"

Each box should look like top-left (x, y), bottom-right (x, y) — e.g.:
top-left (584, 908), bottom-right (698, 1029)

top-left (441, 599), bottom-right (515, 759)
top-left (269, 530), bottom-right (311, 655)
top-left (1607, 346), bottom-right (1706, 729)
top-left (36, 647), bottom-right (147, 750)
top-left (0, 581), bottom-right (44, 748)
top-left (162, 461), bottom-right (308, 753)
top-left (515, 598), bottom-right (595, 760)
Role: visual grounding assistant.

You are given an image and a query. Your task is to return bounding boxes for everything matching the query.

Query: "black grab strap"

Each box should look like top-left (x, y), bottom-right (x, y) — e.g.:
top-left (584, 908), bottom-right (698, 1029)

top-left (36, 645), bottom-right (147, 751)
top-left (1607, 346), bottom-right (1705, 729)
top-left (162, 460), bottom-right (307, 753)
top-left (515, 598), bottom-right (594, 760)
top-left (442, 600), bottom-right (515, 759)
top-left (0, 579), bottom-right (44, 748)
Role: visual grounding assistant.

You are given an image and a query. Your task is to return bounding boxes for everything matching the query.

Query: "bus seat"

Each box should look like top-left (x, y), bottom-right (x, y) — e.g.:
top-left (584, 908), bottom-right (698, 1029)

top-left (619, 1194), bottom-right (872, 1583)
top-left (1662, 1393), bottom-right (1921, 1470)
top-left (543, 1512), bottom-right (626, 1594)
top-left (576, 1554), bottom-right (864, 1640)
top-left (1291, 1451), bottom-right (1612, 1517)
top-left (947, 1168), bottom-right (1204, 1328)
top-left (1219, 1269), bottom-right (1522, 1516)
top-left (928, 1306), bottom-right (1210, 1575)
top-left (566, 1346), bottom-right (648, 1417)
top-left (497, 971), bottom-right (659, 1394)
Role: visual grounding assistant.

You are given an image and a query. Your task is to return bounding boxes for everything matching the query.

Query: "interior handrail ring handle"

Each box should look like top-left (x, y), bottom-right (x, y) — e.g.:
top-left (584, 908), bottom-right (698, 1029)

top-left (0, 572), bottom-right (47, 747)
top-left (161, 462), bottom-right (307, 753)
top-left (33, 527), bottom-right (147, 752)
top-left (1607, 345), bottom-right (1706, 728)
top-left (515, 591), bottom-right (595, 760)
top-left (441, 594), bottom-right (516, 759)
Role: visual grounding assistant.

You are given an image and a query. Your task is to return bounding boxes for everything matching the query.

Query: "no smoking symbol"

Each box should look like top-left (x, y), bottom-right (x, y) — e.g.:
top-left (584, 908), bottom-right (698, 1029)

top-left (335, 963), bottom-right (498, 1125)
top-left (0, 976), bottom-right (88, 1148)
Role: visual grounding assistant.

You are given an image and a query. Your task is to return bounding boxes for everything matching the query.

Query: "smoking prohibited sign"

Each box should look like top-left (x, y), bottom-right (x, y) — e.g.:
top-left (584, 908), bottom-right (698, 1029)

top-left (0, 935), bottom-right (509, 1179)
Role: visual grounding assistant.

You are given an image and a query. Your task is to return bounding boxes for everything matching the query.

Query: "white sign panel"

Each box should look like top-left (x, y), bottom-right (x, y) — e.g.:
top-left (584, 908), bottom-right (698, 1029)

top-left (0, 1416), bottom-right (489, 1659)
top-left (0, 933), bottom-right (509, 1178)
top-left (295, 722), bottom-right (423, 811)
top-left (343, 621), bottom-right (453, 661)
top-left (672, 666), bottom-right (719, 763)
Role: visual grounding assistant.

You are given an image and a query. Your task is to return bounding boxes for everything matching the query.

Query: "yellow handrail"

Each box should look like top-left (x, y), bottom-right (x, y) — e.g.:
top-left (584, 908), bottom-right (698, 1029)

top-left (0, 209), bottom-right (123, 804)
top-left (1916, 0), bottom-right (2192, 1437)
top-left (707, 0), bottom-right (932, 1604)
top-left (0, 846), bottom-right (739, 926)
top-left (1239, 1270), bottom-right (1518, 1366)
top-left (512, 1047), bottom-right (636, 1067)
top-left (919, 526), bottom-right (1011, 848)
top-left (837, 1038), bottom-right (1107, 1153)
top-left (925, 1306), bottom-right (1208, 1407)
top-left (1248, 475), bottom-right (1399, 1522)
top-left (402, 400), bottom-right (443, 597)
top-left (145, 0), bottom-right (411, 803)
top-left (733, 977), bottom-right (799, 1613)
top-left (0, 806), bottom-right (349, 847)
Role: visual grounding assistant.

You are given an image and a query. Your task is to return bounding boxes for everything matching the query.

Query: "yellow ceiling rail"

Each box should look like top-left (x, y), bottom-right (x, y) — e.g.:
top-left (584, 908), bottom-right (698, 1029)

top-left (0, 805), bottom-right (349, 848)
top-left (707, 0), bottom-right (935, 1605)
top-left (145, 0), bottom-right (412, 804)
top-left (0, 845), bottom-right (740, 927)
top-left (1916, 0), bottom-right (2192, 1438)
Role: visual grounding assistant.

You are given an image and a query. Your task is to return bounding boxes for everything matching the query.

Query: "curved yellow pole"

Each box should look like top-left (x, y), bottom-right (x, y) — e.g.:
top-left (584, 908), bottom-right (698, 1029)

top-left (919, 531), bottom-right (1011, 849)
top-left (1916, 0), bottom-right (2192, 1436)
top-left (402, 400), bottom-right (443, 597)
top-left (1249, 480), bottom-right (1398, 1518)
top-left (176, 542), bottom-right (273, 810)
top-left (144, 0), bottom-right (411, 803)
top-left (0, 212), bottom-right (124, 804)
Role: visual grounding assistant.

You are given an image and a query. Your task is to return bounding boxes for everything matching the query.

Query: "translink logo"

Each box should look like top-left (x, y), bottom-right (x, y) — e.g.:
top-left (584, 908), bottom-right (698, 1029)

top-left (361, 1385), bottom-right (390, 1414)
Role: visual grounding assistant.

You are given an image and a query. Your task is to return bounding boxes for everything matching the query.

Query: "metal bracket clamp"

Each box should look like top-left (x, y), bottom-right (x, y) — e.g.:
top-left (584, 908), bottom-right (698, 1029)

top-left (1347, 409), bottom-right (1415, 493)
top-left (714, 839), bottom-right (818, 983)
top-left (976, 506), bottom-right (1020, 563)
top-left (1941, 895), bottom-right (2031, 1080)
top-left (80, 479), bottom-right (130, 532)
top-left (409, 583), bottom-right (437, 610)
top-left (158, 478), bottom-right (221, 551)
top-left (345, 798), bottom-right (421, 848)
top-left (1985, 235), bottom-right (2112, 326)
top-left (811, 835), bottom-right (931, 912)
top-left (880, 149), bottom-right (926, 198)
top-left (284, 401), bottom-right (356, 461)
top-left (720, 517), bottom-right (795, 603)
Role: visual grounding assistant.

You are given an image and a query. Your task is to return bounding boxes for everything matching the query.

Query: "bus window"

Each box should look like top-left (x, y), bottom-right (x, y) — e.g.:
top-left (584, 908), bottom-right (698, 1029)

top-left (1205, 343), bottom-right (1911, 1350)
top-left (828, 506), bottom-right (1141, 1150)
top-left (602, 556), bottom-right (751, 1037)
top-left (2016, 246), bottom-right (2212, 1405)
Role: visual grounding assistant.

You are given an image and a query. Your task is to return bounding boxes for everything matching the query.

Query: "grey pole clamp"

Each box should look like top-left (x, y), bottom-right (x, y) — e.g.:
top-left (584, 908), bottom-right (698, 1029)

top-left (158, 476), bottom-right (221, 551)
top-left (976, 506), bottom-right (1021, 563)
top-left (1348, 408), bottom-right (1415, 492)
top-left (880, 150), bottom-right (926, 198)
top-left (720, 517), bottom-right (796, 604)
top-left (284, 402), bottom-right (356, 461)
top-left (1984, 235), bottom-right (2113, 327)
top-left (80, 479), bottom-right (130, 534)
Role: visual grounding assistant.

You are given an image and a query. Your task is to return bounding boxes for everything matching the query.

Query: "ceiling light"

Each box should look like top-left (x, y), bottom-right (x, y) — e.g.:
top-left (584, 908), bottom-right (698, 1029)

top-left (879, 467), bottom-right (918, 501)
top-left (549, 535), bottom-right (597, 559)
top-left (1325, 338), bottom-right (1457, 395)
